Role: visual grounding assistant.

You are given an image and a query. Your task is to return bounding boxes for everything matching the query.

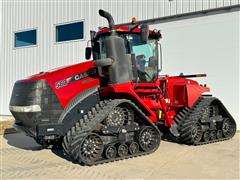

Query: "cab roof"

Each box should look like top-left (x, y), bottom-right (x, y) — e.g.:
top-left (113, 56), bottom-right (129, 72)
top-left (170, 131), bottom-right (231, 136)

top-left (96, 25), bottom-right (161, 39)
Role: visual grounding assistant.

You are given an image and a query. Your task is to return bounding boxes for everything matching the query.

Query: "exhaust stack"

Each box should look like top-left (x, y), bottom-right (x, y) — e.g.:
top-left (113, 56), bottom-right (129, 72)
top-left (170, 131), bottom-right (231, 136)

top-left (97, 9), bottom-right (133, 85)
top-left (99, 9), bottom-right (115, 33)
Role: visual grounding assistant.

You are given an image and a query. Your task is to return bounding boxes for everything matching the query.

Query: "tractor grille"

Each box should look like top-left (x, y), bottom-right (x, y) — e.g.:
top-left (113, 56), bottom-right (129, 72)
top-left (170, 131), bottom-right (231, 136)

top-left (9, 80), bottom-right (63, 136)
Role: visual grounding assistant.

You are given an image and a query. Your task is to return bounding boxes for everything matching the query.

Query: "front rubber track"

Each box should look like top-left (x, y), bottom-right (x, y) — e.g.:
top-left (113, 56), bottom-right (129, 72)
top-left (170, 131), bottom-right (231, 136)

top-left (62, 99), bottom-right (161, 166)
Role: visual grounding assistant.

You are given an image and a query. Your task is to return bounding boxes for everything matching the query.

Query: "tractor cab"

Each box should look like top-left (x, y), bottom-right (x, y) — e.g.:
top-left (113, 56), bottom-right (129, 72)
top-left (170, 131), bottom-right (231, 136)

top-left (86, 20), bottom-right (162, 84)
top-left (95, 27), bottom-right (161, 83)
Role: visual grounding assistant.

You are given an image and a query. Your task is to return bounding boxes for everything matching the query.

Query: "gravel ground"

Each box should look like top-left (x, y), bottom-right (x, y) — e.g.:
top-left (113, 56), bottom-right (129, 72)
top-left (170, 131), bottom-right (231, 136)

top-left (1, 132), bottom-right (239, 180)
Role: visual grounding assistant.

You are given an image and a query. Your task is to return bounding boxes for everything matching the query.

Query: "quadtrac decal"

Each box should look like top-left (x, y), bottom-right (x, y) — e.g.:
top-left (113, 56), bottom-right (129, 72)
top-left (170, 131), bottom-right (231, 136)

top-left (55, 69), bottom-right (97, 89)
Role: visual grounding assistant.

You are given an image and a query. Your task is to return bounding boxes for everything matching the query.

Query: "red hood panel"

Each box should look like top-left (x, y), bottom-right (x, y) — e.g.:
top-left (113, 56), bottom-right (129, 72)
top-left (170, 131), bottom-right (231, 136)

top-left (21, 61), bottom-right (94, 82)
top-left (19, 60), bottom-right (100, 108)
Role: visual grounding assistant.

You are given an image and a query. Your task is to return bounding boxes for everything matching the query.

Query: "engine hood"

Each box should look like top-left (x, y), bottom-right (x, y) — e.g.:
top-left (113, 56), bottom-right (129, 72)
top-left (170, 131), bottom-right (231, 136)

top-left (15, 60), bottom-right (100, 108)
top-left (20, 60), bottom-right (96, 82)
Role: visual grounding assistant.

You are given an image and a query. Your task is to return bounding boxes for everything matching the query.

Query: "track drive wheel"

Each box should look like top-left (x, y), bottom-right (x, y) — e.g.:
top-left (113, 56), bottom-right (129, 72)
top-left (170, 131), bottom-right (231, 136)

top-left (105, 104), bottom-right (133, 127)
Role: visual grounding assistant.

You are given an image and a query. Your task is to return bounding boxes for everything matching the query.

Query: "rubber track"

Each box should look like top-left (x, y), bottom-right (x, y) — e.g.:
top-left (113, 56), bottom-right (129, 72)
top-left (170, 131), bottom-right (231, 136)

top-left (179, 96), bottom-right (236, 145)
top-left (62, 99), bottom-right (161, 166)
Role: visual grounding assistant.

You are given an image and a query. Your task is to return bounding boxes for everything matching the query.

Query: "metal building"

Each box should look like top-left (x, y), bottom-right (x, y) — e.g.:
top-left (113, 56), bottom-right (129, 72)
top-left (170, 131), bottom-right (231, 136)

top-left (0, 0), bottom-right (239, 128)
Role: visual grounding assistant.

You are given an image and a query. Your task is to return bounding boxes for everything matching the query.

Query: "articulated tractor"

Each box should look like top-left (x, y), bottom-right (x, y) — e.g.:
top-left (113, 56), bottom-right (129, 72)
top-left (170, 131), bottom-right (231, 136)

top-left (10, 10), bottom-right (236, 165)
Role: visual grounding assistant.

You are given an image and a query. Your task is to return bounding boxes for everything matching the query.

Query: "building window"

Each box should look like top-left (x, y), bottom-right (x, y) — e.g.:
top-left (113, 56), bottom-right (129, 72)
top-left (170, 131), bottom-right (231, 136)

top-left (56, 21), bottom-right (84, 43)
top-left (14, 29), bottom-right (37, 48)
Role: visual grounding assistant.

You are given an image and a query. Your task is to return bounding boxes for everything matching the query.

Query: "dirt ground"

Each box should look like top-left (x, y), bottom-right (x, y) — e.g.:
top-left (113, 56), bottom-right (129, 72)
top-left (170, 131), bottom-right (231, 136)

top-left (0, 132), bottom-right (239, 180)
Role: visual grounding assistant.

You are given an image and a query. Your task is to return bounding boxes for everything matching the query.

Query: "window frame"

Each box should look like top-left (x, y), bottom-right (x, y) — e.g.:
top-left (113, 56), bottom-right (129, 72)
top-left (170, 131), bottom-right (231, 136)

top-left (54, 20), bottom-right (85, 44)
top-left (13, 28), bottom-right (38, 49)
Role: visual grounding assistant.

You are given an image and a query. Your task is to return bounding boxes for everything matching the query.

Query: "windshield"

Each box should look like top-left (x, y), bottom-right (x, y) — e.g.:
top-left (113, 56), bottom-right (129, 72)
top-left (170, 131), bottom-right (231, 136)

top-left (93, 33), bottom-right (160, 82)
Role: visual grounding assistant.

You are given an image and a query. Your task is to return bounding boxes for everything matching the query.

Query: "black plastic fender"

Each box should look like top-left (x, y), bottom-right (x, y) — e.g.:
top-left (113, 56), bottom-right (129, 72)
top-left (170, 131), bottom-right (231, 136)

top-left (58, 86), bottom-right (100, 135)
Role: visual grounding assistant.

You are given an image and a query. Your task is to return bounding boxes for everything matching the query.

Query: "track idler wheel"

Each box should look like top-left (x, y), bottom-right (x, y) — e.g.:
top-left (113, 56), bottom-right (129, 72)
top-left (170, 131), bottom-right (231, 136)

top-left (222, 118), bottom-right (236, 138)
top-left (79, 133), bottom-right (104, 164)
top-left (137, 126), bottom-right (160, 152)
top-left (105, 145), bottom-right (117, 159)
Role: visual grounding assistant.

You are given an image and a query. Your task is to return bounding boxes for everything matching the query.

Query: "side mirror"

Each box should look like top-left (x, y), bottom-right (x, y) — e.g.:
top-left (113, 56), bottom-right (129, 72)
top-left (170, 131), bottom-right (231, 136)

top-left (140, 24), bottom-right (149, 43)
top-left (92, 42), bottom-right (100, 54)
top-left (85, 47), bottom-right (92, 60)
top-left (90, 31), bottom-right (96, 41)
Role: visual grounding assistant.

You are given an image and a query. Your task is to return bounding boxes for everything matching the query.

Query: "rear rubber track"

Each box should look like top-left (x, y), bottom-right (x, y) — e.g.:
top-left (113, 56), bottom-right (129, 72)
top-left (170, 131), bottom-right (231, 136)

top-left (177, 96), bottom-right (236, 145)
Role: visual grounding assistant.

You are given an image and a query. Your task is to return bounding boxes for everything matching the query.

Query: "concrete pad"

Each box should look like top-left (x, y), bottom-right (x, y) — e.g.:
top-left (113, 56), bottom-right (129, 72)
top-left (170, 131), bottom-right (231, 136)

top-left (0, 116), bottom-right (16, 135)
top-left (1, 132), bottom-right (239, 180)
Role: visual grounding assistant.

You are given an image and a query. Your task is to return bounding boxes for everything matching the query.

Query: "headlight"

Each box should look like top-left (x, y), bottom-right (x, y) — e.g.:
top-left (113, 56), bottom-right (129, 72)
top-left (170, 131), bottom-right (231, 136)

top-left (9, 105), bottom-right (41, 112)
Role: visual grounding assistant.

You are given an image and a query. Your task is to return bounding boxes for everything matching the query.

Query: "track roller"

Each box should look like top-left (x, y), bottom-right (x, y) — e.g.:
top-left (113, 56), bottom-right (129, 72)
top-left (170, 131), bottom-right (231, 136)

top-left (202, 131), bottom-right (210, 142)
top-left (105, 145), bottom-right (117, 159)
top-left (216, 130), bottom-right (223, 139)
top-left (128, 142), bottom-right (139, 155)
top-left (209, 130), bottom-right (217, 140)
top-left (117, 143), bottom-right (128, 157)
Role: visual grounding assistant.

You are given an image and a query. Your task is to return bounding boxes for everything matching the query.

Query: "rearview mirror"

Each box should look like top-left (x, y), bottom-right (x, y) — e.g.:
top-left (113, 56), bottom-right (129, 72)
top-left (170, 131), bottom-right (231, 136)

top-left (90, 31), bottom-right (96, 41)
top-left (140, 24), bottom-right (149, 43)
top-left (85, 47), bottom-right (92, 60)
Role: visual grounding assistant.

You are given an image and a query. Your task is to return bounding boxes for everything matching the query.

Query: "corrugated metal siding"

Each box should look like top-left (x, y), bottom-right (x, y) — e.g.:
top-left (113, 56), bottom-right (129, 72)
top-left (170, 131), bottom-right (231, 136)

top-left (0, 0), bottom-right (2, 113)
top-left (1, 0), bottom-right (239, 114)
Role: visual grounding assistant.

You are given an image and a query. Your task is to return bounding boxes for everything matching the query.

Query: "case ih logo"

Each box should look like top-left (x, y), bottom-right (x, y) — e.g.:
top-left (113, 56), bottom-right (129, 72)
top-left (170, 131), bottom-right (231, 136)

top-left (55, 69), bottom-right (97, 89)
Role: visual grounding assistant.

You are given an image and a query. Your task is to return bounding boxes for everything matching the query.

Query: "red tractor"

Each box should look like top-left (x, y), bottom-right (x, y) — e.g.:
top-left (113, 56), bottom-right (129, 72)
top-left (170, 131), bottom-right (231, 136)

top-left (10, 10), bottom-right (236, 165)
